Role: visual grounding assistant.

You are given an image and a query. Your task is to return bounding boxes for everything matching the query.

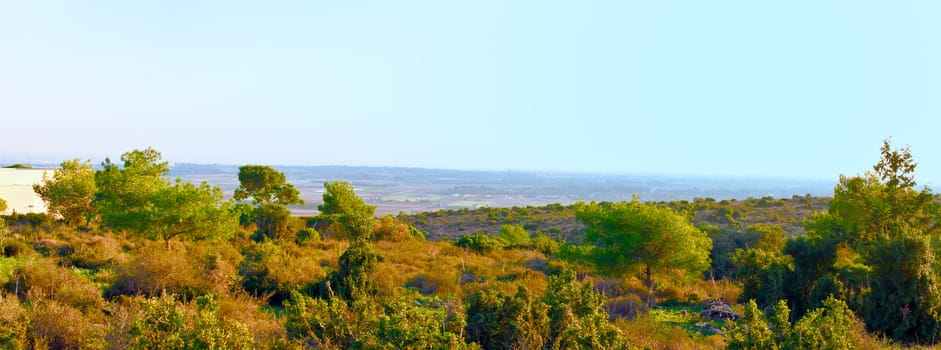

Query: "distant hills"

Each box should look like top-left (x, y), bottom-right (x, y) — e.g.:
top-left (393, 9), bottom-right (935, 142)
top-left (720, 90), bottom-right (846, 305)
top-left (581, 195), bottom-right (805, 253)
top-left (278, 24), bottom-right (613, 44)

top-left (166, 163), bottom-right (836, 215)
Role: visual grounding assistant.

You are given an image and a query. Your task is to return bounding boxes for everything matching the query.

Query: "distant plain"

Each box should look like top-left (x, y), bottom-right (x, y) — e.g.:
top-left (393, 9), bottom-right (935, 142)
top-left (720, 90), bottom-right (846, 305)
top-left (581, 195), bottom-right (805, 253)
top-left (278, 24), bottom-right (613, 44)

top-left (167, 164), bottom-right (835, 216)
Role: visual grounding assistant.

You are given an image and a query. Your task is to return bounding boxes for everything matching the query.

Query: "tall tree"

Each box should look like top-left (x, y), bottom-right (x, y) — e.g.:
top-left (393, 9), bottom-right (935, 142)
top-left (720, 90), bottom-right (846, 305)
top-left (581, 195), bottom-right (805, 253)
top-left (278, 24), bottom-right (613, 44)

top-left (824, 140), bottom-right (941, 341)
top-left (318, 181), bottom-right (376, 240)
top-left (95, 148), bottom-right (237, 248)
top-left (233, 165), bottom-right (304, 241)
top-left (233, 165), bottom-right (304, 206)
top-left (575, 200), bottom-right (712, 303)
top-left (319, 181), bottom-right (375, 217)
top-left (33, 159), bottom-right (97, 226)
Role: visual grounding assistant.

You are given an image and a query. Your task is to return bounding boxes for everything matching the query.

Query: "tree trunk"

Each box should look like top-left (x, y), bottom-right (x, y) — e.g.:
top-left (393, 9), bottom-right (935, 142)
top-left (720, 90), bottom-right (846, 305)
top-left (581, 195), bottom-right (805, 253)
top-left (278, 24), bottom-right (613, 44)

top-left (645, 265), bottom-right (654, 307)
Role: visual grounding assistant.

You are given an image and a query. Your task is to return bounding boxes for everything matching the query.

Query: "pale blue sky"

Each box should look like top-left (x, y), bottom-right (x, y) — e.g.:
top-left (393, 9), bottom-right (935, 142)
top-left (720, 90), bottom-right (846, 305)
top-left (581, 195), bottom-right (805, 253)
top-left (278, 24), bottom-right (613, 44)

top-left (1, 1), bottom-right (939, 183)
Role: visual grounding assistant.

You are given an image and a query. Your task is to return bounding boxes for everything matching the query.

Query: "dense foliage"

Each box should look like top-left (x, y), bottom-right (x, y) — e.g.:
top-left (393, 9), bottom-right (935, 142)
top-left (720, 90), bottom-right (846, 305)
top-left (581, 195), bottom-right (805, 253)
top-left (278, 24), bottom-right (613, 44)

top-left (3, 142), bottom-right (934, 348)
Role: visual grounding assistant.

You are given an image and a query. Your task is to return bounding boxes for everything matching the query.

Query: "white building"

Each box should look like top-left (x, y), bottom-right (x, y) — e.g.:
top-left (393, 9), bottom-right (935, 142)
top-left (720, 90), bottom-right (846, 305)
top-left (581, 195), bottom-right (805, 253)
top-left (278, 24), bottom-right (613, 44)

top-left (0, 168), bottom-right (50, 215)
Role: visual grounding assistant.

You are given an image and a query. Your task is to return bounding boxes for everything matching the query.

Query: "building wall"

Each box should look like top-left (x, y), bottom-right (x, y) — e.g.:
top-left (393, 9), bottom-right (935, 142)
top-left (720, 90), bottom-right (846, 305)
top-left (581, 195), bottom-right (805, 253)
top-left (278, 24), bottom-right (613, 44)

top-left (0, 168), bottom-right (50, 215)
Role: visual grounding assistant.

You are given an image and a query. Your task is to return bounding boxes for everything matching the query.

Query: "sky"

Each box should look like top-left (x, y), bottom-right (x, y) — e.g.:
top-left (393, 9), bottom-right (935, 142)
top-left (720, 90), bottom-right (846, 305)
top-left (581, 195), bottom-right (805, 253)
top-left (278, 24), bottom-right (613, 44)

top-left (1, 1), bottom-right (939, 184)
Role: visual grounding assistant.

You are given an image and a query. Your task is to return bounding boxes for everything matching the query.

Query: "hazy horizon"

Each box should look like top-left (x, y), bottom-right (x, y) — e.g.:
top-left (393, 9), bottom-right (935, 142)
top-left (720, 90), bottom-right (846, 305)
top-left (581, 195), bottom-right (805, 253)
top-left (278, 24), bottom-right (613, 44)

top-left (2, 2), bottom-right (940, 184)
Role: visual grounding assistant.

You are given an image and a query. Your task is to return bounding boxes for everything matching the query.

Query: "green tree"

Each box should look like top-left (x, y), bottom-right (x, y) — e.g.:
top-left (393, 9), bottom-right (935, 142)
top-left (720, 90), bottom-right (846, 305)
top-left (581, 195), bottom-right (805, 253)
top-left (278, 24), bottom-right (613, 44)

top-left (252, 203), bottom-right (304, 241)
top-left (498, 224), bottom-right (531, 248)
top-left (95, 148), bottom-right (237, 248)
top-left (319, 180), bottom-right (375, 217)
top-left (318, 181), bottom-right (376, 240)
top-left (233, 165), bottom-right (303, 206)
top-left (574, 200), bottom-right (712, 303)
top-left (233, 165), bottom-right (306, 242)
top-left (33, 159), bottom-right (97, 226)
top-left (732, 247), bottom-right (793, 308)
top-left (822, 140), bottom-right (941, 342)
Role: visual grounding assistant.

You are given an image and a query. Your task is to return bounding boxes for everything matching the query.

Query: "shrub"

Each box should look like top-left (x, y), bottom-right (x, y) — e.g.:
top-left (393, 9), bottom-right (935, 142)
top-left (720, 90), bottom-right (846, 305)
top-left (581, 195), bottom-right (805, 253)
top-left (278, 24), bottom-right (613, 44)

top-left (498, 224), bottom-right (531, 248)
top-left (725, 300), bottom-right (774, 350)
top-left (62, 234), bottom-right (125, 270)
top-left (216, 292), bottom-right (286, 345)
top-left (0, 293), bottom-right (28, 349)
top-left (456, 234), bottom-right (506, 254)
top-left (789, 297), bottom-right (862, 350)
top-left (285, 291), bottom-right (470, 349)
top-left (1, 239), bottom-right (32, 257)
top-left (128, 293), bottom-right (254, 349)
top-left (542, 269), bottom-right (629, 349)
top-left (295, 227), bottom-right (320, 245)
top-left (253, 204), bottom-right (305, 242)
top-left (4, 259), bottom-right (104, 313)
top-left (532, 232), bottom-right (559, 256)
top-left (108, 241), bottom-right (241, 300)
top-left (31, 239), bottom-right (73, 257)
top-left (464, 286), bottom-right (550, 350)
top-left (239, 241), bottom-right (326, 305)
top-left (29, 300), bottom-right (101, 349)
top-left (407, 265), bottom-right (460, 296)
top-left (373, 215), bottom-right (411, 242)
top-left (605, 294), bottom-right (646, 321)
top-left (726, 297), bottom-right (872, 350)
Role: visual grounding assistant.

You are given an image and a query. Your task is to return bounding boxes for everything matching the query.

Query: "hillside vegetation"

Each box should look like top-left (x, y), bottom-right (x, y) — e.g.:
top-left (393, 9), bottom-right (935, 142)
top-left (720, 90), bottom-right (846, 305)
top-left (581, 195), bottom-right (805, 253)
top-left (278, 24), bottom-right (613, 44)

top-left (0, 140), bottom-right (936, 349)
top-left (399, 194), bottom-right (831, 243)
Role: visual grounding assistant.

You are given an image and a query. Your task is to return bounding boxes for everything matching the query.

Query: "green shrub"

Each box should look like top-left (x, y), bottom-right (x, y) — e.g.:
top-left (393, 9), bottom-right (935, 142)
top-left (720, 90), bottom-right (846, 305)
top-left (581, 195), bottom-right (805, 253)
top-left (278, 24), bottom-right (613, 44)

top-left (498, 224), bottom-right (531, 248)
top-left (542, 269), bottom-right (629, 349)
top-left (727, 297), bottom-right (869, 350)
top-left (128, 293), bottom-right (254, 349)
top-left (532, 232), bottom-right (559, 256)
top-left (295, 227), bottom-right (320, 245)
top-left (725, 300), bottom-right (775, 350)
top-left (789, 297), bottom-right (862, 350)
top-left (456, 234), bottom-right (506, 254)
top-left (253, 204), bottom-right (305, 242)
top-left (465, 286), bottom-right (550, 350)
top-left (285, 291), bottom-right (471, 349)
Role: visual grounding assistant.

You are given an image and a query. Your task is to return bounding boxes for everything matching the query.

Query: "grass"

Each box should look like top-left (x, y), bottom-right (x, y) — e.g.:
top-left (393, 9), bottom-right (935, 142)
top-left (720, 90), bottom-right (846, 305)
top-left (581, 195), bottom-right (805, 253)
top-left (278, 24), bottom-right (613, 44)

top-left (650, 304), bottom-right (729, 336)
top-left (0, 255), bottom-right (31, 286)
top-left (618, 302), bottom-right (729, 350)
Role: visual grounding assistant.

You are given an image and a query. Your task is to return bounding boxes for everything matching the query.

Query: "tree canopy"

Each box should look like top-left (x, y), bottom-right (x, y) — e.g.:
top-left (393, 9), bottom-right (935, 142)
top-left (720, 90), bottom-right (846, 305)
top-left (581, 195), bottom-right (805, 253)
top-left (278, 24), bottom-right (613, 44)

top-left (319, 180), bottom-right (375, 218)
top-left (94, 148), bottom-right (237, 248)
top-left (233, 165), bottom-right (304, 206)
top-left (33, 159), bottom-right (97, 226)
top-left (574, 199), bottom-right (712, 298)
